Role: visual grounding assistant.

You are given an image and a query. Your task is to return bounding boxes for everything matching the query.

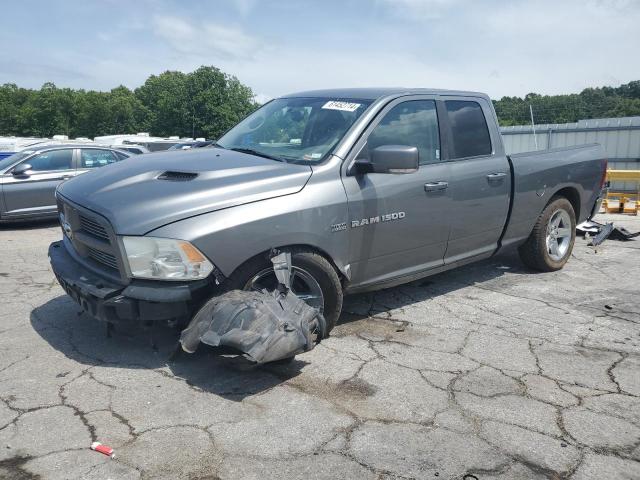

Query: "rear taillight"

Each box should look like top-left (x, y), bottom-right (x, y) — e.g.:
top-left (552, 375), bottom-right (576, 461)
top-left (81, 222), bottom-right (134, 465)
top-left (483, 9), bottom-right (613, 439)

top-left (599, 158), bottom-right (608, 189)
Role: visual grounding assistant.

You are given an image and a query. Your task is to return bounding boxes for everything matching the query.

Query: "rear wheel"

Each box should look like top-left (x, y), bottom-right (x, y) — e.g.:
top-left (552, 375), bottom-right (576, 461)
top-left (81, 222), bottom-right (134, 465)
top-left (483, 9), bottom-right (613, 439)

top-left (518, 197), bottom-right (576, 272)
top-left (225, 249), bottom-right (343, 332)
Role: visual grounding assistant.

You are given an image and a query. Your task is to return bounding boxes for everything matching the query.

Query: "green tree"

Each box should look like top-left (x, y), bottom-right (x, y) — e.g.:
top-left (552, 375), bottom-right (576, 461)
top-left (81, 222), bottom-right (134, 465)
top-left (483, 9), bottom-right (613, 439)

top-left (493, 80), bottom-right (640, 126)
top-left (4, 69), bottom-right (636, 136)
top-left (185, 66), bottom-right (257, 139)
top-left (135, 71), bottom-right (191, 137)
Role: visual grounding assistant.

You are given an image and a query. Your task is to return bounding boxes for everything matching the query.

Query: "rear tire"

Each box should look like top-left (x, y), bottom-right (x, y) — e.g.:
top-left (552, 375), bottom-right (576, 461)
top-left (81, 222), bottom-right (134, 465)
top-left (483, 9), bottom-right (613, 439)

top-left (518, 197), bottom-right (576, 272)
top-left (225, 249), bottom-right (343, 332)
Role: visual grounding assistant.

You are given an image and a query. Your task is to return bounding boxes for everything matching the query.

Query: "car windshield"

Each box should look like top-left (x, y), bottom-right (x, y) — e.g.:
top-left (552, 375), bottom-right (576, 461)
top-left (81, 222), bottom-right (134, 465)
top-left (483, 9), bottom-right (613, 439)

top-left (217, 97), bottom-right (373, 163)
top-left (0, 151), bottom-right (33, 172)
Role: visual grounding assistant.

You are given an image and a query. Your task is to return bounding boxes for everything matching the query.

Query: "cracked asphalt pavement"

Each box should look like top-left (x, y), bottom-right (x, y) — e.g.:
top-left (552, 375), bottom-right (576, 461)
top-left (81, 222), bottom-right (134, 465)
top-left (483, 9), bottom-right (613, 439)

top-left (0, 214), bottom-right (639, 479)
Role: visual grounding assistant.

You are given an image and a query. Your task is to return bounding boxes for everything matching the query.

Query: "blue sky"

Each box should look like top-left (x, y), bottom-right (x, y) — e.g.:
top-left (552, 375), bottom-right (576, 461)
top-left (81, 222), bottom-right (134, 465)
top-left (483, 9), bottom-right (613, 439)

top-left (2, 0), bottom-right (639, 101)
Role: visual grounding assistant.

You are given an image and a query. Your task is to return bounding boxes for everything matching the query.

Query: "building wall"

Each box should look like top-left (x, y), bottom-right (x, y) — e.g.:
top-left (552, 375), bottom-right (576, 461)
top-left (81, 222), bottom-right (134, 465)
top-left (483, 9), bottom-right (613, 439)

top-left (501, 117), bottom-right (640, 191)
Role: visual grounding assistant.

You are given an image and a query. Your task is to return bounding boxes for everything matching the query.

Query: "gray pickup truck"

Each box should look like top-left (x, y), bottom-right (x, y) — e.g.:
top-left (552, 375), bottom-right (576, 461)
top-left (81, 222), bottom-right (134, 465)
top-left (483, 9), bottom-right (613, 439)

top-left (49, 88), bottom-right (607, 333)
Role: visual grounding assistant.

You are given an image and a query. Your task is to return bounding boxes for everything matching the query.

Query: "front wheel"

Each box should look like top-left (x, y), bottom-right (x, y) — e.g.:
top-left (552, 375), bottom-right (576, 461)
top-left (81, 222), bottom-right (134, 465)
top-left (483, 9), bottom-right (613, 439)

top-left (518, 197), bottom-right (576, 272)
top-left (225, 249), bottom-right (343, 332)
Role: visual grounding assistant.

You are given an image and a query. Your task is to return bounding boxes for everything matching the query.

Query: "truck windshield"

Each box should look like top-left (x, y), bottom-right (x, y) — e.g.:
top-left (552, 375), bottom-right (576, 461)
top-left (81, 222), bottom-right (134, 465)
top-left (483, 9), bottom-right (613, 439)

top-left (217, 97), bottom-right (373, 164)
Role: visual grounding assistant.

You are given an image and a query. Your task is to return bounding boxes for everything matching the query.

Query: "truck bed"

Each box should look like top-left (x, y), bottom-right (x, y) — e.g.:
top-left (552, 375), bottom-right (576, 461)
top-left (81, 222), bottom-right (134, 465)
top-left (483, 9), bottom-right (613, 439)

top-left (500, 143), bottom-right (607, 249)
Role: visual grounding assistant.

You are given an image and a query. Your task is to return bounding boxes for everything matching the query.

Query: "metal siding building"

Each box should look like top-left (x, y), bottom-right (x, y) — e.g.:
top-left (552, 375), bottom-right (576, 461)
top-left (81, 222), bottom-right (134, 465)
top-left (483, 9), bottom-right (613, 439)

top-left (501, 116), bottom-right (640, 191)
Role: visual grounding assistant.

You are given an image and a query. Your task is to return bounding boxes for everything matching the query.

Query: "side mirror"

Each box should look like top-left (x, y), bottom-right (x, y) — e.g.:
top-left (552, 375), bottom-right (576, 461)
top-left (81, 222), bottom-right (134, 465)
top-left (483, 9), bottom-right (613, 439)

top-left (12, 163), bottom-right (32, 176)
top-left (353, 145), bottom-right (419, 175)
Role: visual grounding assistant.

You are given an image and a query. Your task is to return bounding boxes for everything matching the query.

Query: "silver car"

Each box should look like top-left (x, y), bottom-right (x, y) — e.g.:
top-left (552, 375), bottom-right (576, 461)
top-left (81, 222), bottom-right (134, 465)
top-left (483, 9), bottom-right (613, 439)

top-left (0, 144), bottom-right (131, 222)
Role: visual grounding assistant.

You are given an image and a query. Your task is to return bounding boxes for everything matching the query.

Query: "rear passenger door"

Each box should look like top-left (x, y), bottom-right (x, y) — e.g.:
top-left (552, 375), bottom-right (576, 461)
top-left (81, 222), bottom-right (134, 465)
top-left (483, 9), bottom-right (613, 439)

top-left (441, 97), bottom-right (511, 263)
top-left (77, 148), bottom-right (120, 175)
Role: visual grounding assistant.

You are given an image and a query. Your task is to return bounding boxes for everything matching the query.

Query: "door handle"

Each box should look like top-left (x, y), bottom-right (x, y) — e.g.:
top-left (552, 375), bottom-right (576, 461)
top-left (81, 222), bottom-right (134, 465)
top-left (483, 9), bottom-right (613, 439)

top-left (486, 172), bottom-right (507, 180)
top-left (61, 175), bottom-right (72, 180)
top-left (424, 181), bottom-right (449, 192)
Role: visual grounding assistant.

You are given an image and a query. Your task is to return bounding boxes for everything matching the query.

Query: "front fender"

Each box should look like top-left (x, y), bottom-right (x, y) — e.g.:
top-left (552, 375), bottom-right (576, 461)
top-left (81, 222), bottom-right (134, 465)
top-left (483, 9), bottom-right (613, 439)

top-left (148, 178), bottom-right (350, 280)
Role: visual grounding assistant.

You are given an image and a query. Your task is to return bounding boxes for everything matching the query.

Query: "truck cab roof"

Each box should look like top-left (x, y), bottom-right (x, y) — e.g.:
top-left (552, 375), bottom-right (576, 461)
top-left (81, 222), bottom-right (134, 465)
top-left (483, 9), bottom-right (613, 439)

top-left (282, 87), bottom-right (490, 101)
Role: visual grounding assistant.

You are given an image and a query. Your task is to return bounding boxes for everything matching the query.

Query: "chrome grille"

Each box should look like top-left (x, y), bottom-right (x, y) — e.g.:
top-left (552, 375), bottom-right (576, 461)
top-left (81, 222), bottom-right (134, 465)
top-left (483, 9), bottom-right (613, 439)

top-left (58, 196), bottom-right (123, 280)
top-left (87, 247), bottom-right (119, 271)
top-left (79, 215), bottom-right (109, 240)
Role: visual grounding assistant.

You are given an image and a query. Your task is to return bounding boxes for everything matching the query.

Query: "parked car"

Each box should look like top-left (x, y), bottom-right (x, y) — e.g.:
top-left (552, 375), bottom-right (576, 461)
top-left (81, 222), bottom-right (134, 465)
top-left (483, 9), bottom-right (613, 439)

top-left (0, 136), bottom-right (50, 161)
top-left (0, 144), bottom-right (131, 222)
top-left (168, 141), bottom-right (198, 151)
top-left (94, 134), bottom-right (186, 152)
top-left (191, 140), bottom-right (216, 148)
top-left (167, 140), bottom-right (215, 150)
top-left (109, 144), bottom-right (150, 155)
top-left (50, 88), bottom-right (607, 333)
top-left (0, 136), bottom-right (97, 160)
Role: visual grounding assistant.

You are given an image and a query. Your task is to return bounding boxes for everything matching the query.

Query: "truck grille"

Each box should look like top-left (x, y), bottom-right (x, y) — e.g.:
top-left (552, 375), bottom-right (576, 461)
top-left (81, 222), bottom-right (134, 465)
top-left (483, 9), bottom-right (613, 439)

top-left (79, 215), bottom-right (109, 240)
top-left (87, 247), bottom-right (119, 271)
top-left (58, 196), bottom-right (124, 281)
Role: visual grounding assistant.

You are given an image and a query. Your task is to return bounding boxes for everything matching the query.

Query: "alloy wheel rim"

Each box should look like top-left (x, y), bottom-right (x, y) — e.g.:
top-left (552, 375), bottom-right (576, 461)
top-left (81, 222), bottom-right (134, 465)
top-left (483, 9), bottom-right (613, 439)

top-left (546, 209), bottom-right (572, 261)
top-left (245, 266), bottom-right (325, 313)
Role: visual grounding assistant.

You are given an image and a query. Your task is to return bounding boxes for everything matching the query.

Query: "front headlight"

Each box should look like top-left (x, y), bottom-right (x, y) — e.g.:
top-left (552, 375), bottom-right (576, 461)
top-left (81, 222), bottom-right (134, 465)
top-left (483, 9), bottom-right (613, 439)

top-left (121, 236), bottom-right (214, 281)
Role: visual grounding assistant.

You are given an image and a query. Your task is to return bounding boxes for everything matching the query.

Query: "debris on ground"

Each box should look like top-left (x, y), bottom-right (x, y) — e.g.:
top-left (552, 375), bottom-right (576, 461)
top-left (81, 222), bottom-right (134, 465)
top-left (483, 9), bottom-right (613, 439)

top-left (576, 221), bottom-right (601, 234)
top-left (179, 252), bottom-right (326, 364)
top-left (577, 220), bottom-right (639, 246)
top-left (90, 442), bottom-right (115, 458)
top-left (588, 222), bottom-right (615, 246)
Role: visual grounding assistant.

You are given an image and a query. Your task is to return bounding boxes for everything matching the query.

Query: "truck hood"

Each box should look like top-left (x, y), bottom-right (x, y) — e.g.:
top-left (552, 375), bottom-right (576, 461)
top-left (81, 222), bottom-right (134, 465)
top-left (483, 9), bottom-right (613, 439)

top-left (57, 148), bottom-right (312, 235)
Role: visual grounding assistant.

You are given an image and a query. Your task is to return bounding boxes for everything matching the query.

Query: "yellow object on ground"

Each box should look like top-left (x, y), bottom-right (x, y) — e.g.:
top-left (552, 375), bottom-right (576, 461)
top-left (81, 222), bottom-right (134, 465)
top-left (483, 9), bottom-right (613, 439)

top-left (604, 170), bottom-right (640, 215)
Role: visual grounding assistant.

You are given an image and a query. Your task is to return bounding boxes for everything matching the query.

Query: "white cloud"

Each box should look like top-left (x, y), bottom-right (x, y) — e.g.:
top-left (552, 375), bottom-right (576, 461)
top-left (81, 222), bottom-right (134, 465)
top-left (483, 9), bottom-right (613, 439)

top-left (232, 0), bottom-right (257, 16)
top-left (253, 92), bottom-right (272, 104)
top-left (378, 0), bottom-right (464, 19)
top-left (151, 15), bottom-right (260, 60)
top-left (5, 1), bottom-right (639, 100)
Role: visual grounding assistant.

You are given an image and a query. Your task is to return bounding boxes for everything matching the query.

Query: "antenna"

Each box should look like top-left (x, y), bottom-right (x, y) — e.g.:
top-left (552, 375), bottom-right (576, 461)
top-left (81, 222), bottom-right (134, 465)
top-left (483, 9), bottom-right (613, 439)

top-left (529, 104), bottom-right (538, 150)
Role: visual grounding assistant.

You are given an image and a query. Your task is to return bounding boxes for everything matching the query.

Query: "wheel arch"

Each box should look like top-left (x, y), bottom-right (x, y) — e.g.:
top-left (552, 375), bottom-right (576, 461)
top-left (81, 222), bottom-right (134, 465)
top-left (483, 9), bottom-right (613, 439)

top-left (225, 243), bottom-right (348, 285)
top-left (549, 186), bottom-right (580, 219)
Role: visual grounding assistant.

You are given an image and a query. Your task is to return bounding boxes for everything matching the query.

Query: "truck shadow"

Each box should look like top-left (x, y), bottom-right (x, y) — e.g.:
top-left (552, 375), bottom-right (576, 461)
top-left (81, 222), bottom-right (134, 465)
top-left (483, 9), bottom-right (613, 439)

top-left (0, 218), bottom-right (59, 230)
top-left (30, 249), bottom-right (529, 401)
top-left (30, 297), bottom-right (308, 402)
top-left (336, 249), bottom-right (534, 329)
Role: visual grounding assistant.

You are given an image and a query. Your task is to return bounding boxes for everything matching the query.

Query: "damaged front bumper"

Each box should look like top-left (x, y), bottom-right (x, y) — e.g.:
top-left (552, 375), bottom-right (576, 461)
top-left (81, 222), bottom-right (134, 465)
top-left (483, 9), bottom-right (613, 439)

top-left (48, 241), bottom-right (212, 324)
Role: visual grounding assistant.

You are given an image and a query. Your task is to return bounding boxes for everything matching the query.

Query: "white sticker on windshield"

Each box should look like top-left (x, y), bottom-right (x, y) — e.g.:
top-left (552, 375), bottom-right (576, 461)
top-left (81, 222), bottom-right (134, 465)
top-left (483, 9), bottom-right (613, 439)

top-left (322, 101), bottom-right (362, 112)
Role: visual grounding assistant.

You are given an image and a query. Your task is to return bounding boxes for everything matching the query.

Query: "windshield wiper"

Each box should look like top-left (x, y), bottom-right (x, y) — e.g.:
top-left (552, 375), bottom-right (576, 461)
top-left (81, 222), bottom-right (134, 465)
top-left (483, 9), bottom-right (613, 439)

top-left (229, 147), bottom-right (284, 162)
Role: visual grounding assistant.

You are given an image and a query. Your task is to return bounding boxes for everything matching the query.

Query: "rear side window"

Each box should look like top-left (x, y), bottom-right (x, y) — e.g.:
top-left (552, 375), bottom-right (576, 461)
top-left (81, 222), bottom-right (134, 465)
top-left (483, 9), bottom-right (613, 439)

top-left (366, 100), bottom-right (440, 165)
top-left (444, 100), bottom-right (492, 159)
top-left (24, 149), bottom-right (73, 171)
top-left (80, 149), bottom-right (118, 168)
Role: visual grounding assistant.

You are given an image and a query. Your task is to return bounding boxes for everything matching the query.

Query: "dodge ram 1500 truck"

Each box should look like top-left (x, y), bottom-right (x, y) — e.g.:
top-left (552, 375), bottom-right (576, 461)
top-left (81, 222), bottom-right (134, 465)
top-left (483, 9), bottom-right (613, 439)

top-left (49, 88), bottom-right (607, 332)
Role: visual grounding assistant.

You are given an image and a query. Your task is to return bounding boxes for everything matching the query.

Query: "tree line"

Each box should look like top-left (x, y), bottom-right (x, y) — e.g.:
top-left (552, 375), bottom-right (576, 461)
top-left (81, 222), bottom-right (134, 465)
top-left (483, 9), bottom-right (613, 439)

top-left (493, 80), bottom-right (640, 126)
top-left (0, 66), bottom-right (258, 140)
top-left (1, 67), bottom-right (639, 137)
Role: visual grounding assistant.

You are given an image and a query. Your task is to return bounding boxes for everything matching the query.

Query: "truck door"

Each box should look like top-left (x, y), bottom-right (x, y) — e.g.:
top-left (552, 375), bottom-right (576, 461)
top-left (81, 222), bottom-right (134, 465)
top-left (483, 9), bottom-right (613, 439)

top-left (341, 96), bottom-right (452, 288)
top-left (440, 98), bottom-right (511, 263)
top-left (1, 148), bottom-right (75, 218)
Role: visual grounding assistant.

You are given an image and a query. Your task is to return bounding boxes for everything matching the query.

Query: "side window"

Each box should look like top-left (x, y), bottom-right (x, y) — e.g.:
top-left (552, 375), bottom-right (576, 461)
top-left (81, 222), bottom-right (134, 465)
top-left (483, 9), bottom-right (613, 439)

top-left (444, 100), bottom-right (492, 159)
top-left (113, 151), bottom-right (129, 160)
top-left (24, 149), bottom-right (73, 172)
top-left (366, 100), bottom-right (440, 165)
top-left (80, 149), bottom-right (118, 169)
